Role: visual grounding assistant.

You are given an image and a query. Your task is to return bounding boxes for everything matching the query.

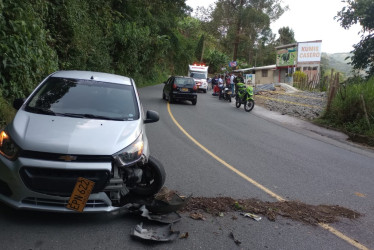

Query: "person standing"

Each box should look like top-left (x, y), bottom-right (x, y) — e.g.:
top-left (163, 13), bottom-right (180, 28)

top-left (230, 73), bottom-right (235, 96)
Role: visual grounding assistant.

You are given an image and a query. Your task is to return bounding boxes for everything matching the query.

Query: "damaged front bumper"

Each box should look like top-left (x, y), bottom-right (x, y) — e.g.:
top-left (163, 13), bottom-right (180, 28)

top-left (0, 154), bottom-right (142, 213)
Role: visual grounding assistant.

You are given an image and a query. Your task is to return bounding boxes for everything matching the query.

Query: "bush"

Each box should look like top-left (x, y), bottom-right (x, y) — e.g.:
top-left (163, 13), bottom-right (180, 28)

top-left (322, 76), bottom-right (374, 137)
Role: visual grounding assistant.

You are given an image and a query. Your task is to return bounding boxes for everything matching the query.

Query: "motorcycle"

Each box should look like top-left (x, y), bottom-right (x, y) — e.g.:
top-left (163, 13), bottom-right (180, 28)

top-left (219, 85), bottom-right (232, 102)
top-left (235, 83), bottom-right (255, 112)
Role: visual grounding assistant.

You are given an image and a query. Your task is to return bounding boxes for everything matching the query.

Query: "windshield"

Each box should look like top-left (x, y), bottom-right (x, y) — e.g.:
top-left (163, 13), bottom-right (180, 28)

top-left (175, 77), bottom-right (195, 87)
top-left (25, 77), bottom-right (139, 121)
top-left (189, 72), bottom-right (206, 79)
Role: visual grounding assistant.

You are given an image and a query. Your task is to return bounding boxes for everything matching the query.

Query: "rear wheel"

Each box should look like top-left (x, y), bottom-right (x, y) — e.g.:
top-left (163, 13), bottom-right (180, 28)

top-left (244, 99), bottom-right (255, 112)
top-left (228, 95), bottom-right (231, 102)
top-left (131, 156), bottom-right (166, 196)
top-left (162, 92), bottom-right (166, 100)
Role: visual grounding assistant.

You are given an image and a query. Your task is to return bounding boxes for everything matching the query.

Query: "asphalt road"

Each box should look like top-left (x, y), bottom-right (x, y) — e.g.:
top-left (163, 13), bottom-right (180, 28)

top-left (1, 84), bottom-right (373, 250)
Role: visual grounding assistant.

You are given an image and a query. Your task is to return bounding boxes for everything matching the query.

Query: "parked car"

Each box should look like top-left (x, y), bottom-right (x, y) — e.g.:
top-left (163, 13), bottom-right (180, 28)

top-left (0, 70), bottom-right (165, 212)
top-left (162, 76), bottom-right (197, 105)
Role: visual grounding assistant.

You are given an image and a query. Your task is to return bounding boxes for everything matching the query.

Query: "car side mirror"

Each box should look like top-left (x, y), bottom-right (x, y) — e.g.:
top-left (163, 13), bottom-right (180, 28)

top-left (144, 110), bottom-right (159, 124)
top-left (13, 98), bottom-right (25, 110)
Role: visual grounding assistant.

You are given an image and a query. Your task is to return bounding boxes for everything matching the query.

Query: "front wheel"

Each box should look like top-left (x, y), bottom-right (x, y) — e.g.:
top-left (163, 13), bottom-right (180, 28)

top-left (235, 96), bottom-right (241, 108)
top-left (191, 99), bottom-right (197, 105)
top-left (131, 156), bottom-right (166, 196)
top-left (244, 99), bottom-right (255, 112)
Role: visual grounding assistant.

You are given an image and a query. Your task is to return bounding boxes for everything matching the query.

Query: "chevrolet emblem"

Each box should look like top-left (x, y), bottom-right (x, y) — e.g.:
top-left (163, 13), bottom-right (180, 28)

top-left (58, 155), bottom-right (77, 161)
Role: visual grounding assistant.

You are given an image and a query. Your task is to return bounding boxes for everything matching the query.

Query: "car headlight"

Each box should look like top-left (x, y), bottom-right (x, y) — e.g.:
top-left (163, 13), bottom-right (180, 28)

top-left (113, 134), bottom-right (144, 166)
top-left (0, 131), bottom-right (20, 161)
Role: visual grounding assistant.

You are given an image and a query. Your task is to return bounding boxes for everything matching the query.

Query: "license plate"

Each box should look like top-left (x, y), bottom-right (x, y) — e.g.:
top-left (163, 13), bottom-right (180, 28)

top-left (66, 177), bottom-right (95, 212)
top-left (181, 88), bottom-right (189, 92)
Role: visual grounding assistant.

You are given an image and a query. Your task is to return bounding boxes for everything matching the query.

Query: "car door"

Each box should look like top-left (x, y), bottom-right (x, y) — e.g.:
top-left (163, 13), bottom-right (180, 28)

top-left (165, 76), bottom-right (174, 99)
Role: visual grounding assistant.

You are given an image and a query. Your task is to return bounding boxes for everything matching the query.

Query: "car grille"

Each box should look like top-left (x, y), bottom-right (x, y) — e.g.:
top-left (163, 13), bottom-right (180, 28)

top-left (20, 150), bottom-right (112, 162)
top-left (20, 167), bottom-right (110, 196)
top-left (22, 197), bottom-right (108, 208)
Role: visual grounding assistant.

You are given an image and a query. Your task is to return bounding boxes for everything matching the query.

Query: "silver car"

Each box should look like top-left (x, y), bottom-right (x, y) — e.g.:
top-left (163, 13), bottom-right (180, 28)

top-left (0, 70), bottom-right (165, 212)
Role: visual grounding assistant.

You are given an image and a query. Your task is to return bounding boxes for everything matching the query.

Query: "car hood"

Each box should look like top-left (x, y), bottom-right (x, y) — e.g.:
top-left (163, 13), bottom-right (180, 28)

top-left (9, 110), bottom-right (142, 155)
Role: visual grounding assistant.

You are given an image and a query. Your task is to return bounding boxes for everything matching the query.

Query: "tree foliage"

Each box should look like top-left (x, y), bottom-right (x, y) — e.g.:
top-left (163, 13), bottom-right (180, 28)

top-left (336, 0), bottom-right (374, 77)
top-left (277, 26), bottom-right (296, 45)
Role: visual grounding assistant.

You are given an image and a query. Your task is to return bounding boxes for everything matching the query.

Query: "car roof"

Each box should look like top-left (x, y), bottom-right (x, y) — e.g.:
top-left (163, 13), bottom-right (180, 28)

top-left (51, 70), bottom-right (133, 85)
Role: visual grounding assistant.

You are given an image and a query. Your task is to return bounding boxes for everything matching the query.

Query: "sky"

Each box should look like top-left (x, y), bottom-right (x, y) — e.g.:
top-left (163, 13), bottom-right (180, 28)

top-left (185, 0), bottom-right (362, 54)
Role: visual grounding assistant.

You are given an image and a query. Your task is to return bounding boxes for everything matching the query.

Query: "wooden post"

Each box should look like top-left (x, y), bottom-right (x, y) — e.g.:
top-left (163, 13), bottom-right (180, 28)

top-left (360, 94), bottom-right (371, 128)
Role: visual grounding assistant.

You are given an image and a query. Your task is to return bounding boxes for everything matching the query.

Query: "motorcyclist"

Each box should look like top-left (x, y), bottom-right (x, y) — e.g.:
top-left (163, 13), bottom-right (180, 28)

top-left (234, 72), bottom-right (244, 96)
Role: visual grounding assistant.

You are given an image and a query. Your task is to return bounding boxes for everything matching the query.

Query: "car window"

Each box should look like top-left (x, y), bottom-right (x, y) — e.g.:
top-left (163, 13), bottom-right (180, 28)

top-left (190, 72), bottom-right (205, 79)
top-left (26, 77), bottom-right (139, 120)
top-left (175, 78), bottom-right (195, 87)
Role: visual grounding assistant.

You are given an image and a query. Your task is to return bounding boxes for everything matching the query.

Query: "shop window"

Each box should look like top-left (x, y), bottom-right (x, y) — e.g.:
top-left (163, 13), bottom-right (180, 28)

top-left (262, 70), bottom-right (268, 77)
top-left (312, 66), bottom-right (318, 70)
top-left (303, 67), bottom-right (308, 71)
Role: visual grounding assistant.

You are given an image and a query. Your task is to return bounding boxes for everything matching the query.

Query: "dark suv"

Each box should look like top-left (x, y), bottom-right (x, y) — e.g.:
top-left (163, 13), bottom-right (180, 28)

top-left (162, 76), bottom-right (197, 105)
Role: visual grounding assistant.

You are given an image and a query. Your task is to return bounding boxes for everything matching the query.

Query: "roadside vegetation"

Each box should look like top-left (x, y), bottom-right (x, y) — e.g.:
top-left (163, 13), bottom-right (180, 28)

top-left (317, 77), bottom-right (374, 145)
top-left (1, 0), bottom-right (373, 143)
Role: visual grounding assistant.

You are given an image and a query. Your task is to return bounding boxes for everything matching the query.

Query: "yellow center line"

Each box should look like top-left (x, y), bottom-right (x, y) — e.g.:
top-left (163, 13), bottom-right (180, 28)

top-left (256, 95), bottom-right (322, 109)
top-left (167, 102), bottom-right (369, 250)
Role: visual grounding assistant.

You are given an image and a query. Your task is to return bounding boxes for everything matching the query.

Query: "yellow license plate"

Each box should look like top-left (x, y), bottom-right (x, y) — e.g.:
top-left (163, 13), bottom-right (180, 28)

top-left (66, 177), bottom-right (95, 212)
top-left (181, 88), bottom-right (188, 92)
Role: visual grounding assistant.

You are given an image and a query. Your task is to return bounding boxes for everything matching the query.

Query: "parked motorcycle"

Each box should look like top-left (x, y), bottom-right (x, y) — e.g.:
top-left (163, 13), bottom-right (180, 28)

top-left (235, 83), bottom-right (254, 112)
top-left (219, 85), bottom-right (232, 102)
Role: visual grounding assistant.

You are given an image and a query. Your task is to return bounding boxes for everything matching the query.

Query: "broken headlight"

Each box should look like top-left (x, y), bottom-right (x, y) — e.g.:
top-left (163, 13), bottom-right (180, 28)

top-left (0, 130), bottom-right (20, 161)
top-left (113, 134), bottom-right (144, 166)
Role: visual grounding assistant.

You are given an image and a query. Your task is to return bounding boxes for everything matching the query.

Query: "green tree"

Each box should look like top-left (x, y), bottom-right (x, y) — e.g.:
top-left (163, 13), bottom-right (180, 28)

top-left (336, 0), bottom-right (374, 77)
top-left (199, 0), bottom-right (286, 67)
top-left (277, 26), bottom-right (296, 45)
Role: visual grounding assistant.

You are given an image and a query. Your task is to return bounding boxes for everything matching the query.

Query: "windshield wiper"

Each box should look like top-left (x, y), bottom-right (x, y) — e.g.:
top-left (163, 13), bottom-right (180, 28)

top-left (60, 113), bottom-right (124, 121)
top-left (26, 107), bottom-right (56, 116)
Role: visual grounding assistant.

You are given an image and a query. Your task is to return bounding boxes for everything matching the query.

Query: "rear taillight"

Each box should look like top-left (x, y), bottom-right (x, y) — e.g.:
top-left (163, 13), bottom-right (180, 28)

top-left (193, 85), bottom-right (197, 91)
top-left (173, 84), bottom-right (177, 89)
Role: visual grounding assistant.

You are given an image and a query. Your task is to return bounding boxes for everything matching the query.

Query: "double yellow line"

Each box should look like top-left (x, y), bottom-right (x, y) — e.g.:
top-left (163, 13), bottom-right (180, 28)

top-left (167, 103), bottom-right (368, 250)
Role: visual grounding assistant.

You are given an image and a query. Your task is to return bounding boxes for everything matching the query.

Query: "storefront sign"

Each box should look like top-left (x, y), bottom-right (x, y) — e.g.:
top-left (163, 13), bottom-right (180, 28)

top-left (297, 42), bottom-right (322, 62)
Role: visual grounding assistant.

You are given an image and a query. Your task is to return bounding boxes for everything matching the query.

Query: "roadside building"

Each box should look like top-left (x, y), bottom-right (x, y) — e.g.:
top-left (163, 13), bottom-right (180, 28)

top-left (234, 40), bottom-right (322, 87)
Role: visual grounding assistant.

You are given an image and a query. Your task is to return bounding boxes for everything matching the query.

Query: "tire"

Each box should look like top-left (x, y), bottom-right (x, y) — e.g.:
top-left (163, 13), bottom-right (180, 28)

top-left (203, 89), bottom-right (207, 93)
top-left (228, 95), bottom-right (231, 102)
top-left (169, 95), bottom-right (173, 104)
top-left (235, 96), bottom-right (241, 108)
top-left (244, 99), bottom-right (255, 112)
top-left (131, 156), bottom-right (166, 196)
top-left (162, 92), bottom-right (166, 100)
top-left (192, 99), bottom-right (197, 105)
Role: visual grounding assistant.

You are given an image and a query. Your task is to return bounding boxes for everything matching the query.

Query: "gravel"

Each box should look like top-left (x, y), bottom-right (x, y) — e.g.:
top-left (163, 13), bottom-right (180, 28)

top-left (254, 84), bottom-right (327, 121)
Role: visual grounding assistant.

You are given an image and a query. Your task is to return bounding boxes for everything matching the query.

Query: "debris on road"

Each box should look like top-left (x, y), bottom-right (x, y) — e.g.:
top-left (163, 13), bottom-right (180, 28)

top-left (139, 205), bottom-right (181, 224)
top-left (131, 222), bottom-right (179, 242)
top-left (181, 197), bottom-right (361, 226)
top-left (179, 232), bottom-right (189, 239)
top-left (240, 212), bottom-right (262, 221)
top-left (189, 212), bottom-right (206, 221)
top-left (229, 232), bottom-right (242, 245)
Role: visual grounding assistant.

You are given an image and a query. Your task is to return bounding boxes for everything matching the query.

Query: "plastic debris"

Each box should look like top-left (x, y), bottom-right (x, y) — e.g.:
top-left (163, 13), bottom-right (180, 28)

top-left (139, 205), bottom-right (181, 224)
top-left (131, 222), bottom-right (179, 242)
top-left (241, 212), bottom-right (262, 221)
